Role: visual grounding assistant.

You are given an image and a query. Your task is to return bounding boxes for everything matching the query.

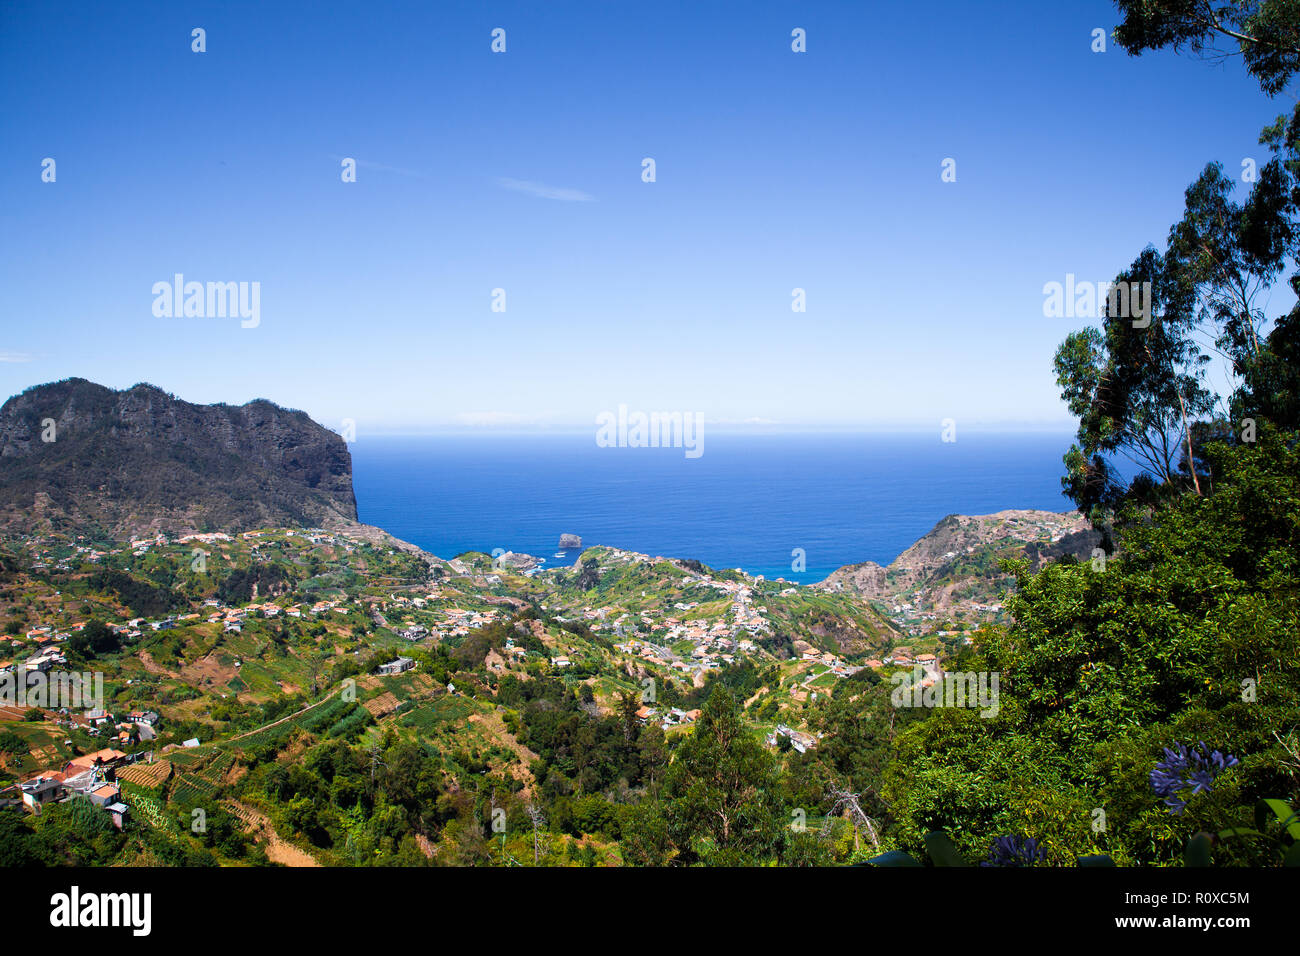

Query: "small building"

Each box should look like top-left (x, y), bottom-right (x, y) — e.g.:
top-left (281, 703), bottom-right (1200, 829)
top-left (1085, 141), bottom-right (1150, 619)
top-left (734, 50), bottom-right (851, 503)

top-left (377, 657), bottom-right (415, 676)
top-left (20, 773), bottom-right (67, 810)
top-left (88, 783), bottom-right (121, 807)
top-left (106, 801), bottom-right (130, 830)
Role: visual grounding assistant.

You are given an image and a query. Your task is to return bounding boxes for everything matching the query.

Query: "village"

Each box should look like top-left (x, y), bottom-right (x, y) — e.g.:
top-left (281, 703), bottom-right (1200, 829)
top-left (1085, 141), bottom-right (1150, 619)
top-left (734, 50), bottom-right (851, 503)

top-left (1, 524), bottom-right (961, 835)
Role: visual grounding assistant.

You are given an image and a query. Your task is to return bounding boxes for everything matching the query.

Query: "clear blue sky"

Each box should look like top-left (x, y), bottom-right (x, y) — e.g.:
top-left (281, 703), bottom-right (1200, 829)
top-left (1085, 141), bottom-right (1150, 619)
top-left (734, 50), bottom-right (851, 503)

top-left (0, 0), bottom-right (1288, 432)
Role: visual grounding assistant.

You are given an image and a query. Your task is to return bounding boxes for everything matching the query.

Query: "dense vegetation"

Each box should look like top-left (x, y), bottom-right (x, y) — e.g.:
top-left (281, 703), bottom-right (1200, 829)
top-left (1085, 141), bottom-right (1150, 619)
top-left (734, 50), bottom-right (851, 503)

top-left (877, 1), bottom-right (1300, 865)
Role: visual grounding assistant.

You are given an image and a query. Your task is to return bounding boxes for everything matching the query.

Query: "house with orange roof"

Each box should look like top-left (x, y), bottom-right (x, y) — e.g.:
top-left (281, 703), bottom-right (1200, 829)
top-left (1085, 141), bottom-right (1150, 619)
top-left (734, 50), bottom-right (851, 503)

top-left (88, 783), bottom-right (121, 807)
top-left (65, 748), bottom-right (128, 779)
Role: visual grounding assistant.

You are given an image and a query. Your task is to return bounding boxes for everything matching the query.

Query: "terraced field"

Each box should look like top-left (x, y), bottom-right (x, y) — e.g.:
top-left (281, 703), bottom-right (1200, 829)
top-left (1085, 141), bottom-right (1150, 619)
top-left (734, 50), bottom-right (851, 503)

top-left (171, 772), bottom-right (219, 805)
top-left (117, 759), bottom-right (172, 790)
top-left (226, 691), bottom-right (346, 748)
top-left (396, 695), bottom-right (476, 734)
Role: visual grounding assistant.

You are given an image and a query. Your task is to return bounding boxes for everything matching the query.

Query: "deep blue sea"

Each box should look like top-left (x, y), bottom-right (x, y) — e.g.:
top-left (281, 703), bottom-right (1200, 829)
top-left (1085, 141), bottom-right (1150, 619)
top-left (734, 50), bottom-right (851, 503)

top-left (351, 432), bottom-right (1075, 584)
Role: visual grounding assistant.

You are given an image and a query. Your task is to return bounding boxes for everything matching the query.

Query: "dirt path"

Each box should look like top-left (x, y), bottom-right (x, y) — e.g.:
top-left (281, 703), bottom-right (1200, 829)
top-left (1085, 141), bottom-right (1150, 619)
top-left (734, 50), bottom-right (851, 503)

top-left (137, 651), bottom-right (174, 676)
top-left (229, 688), bottom-right (339, 742)
top-left (224, 800), bottom-right (320, 867)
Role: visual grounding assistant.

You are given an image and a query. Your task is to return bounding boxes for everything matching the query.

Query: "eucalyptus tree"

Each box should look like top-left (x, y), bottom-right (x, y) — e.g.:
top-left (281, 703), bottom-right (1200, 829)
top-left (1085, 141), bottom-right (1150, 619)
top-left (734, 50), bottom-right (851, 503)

top-left (1055, 1), bottom-right (1300, 526)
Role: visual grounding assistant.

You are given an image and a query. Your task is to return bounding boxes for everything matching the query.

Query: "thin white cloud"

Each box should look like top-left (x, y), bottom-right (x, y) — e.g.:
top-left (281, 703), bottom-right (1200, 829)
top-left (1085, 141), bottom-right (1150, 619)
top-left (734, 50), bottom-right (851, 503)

top-left (0, 351), bottom-right (32, 363)
top-left (498, 177), bottom-right (595, 202)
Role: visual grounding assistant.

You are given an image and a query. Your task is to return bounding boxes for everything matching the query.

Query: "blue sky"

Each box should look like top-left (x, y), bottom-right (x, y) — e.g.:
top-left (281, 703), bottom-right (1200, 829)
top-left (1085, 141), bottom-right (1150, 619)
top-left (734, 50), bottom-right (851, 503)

top-left (0, 0), bottom-right (1290, 432)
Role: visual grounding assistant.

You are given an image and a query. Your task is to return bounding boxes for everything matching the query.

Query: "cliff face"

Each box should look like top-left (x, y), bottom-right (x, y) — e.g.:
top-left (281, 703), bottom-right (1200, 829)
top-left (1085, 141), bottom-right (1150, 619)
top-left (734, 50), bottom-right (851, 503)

top-left (0, 379), bottom-right (358, 537)
top-left (816, 509), bottom-right (1102, 613)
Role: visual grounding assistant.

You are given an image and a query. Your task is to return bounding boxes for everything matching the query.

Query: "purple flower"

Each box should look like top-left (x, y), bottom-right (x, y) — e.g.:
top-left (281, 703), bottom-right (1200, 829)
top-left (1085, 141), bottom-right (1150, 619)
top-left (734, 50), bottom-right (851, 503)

top-left (1150, 741), bottom-right (1239, 814)
top-left (981, 835), bottom-right (1046, 867)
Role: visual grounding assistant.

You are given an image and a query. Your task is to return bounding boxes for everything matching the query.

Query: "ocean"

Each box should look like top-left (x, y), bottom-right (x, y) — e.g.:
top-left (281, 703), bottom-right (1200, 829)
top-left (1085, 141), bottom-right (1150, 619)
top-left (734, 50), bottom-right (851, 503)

top-left (350, 431), bottom-right (1076, 584)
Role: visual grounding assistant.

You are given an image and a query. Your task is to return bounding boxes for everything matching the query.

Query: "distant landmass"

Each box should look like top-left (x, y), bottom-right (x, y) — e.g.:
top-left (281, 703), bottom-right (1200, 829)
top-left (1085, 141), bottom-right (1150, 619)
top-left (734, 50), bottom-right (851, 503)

top-left (0, 378), bottom-right (359, 538)
top-left (816, 509), bottom-right (1102, 625)
top-left (0, 379), bottom-right (1096, 636)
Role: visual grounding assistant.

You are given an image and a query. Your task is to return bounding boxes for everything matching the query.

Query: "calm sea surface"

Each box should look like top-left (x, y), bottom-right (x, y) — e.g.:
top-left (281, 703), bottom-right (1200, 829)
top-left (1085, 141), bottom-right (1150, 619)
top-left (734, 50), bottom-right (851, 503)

top-left (351, 432), bottom-right (1075, 584)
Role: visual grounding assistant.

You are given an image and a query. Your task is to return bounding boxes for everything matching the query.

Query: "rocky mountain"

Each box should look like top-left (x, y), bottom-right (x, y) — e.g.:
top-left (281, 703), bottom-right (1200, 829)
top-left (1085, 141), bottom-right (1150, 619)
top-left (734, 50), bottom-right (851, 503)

top-left (815, 509), bottom-right (1102, 618)
top-left (0, 379), bottom-right (359, 537)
